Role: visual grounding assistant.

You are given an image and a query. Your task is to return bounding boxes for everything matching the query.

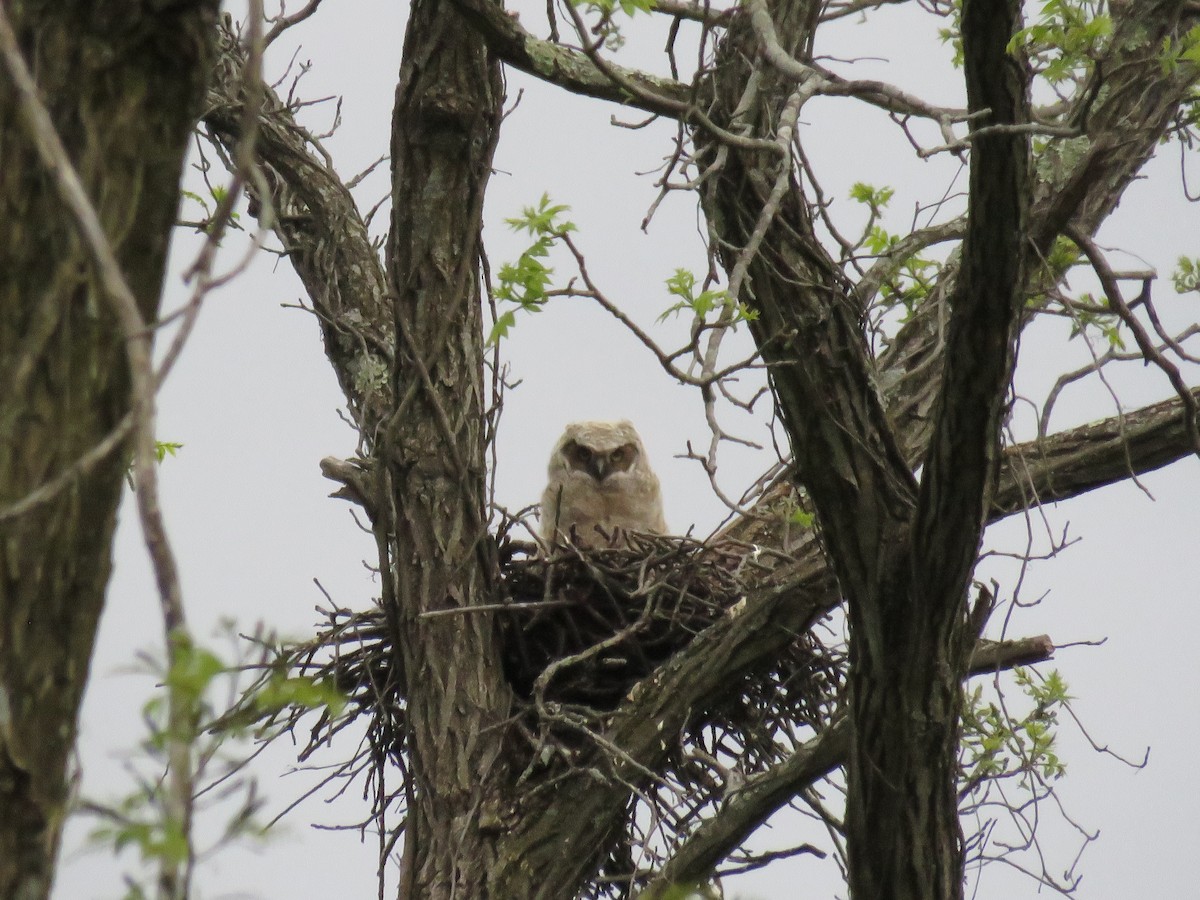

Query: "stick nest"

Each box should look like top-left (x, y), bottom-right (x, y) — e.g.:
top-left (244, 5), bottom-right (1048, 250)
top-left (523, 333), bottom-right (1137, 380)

top-left (276, 529), bottom-right (844, 896)
top-left (294, 531), bottom-right (838, 730)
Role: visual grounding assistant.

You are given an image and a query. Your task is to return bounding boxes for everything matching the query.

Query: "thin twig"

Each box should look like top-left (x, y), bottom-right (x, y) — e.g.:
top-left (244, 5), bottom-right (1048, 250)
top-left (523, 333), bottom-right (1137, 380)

top-left (1068, 225), bottom-right (1200, 457)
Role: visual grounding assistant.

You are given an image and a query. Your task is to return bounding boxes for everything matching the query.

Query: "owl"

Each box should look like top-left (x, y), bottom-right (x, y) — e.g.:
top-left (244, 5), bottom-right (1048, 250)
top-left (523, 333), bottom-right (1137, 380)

top-left (539, 420), bottom-right (667, 548)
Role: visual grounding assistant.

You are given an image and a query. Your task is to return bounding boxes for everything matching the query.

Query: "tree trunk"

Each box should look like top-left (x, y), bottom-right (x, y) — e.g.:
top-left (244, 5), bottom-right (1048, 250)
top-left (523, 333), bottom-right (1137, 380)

top-left (843, 4), bottom-right (1028, 894)
top-left (383, 2), bottom-right (514, 896)
top-left (699, 2), bottom-right (1027, 897)
top-left (0, 4), bottom-right (218, 898)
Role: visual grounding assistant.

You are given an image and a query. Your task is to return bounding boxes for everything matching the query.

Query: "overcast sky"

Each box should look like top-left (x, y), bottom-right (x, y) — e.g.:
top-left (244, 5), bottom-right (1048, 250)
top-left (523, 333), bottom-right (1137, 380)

top-left (55, 2), bottom-right (1199, 898)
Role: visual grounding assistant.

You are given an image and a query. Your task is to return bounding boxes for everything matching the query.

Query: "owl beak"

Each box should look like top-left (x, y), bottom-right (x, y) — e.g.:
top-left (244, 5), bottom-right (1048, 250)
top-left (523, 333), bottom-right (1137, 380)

top-left (588, 457), bottom-right (610, 482)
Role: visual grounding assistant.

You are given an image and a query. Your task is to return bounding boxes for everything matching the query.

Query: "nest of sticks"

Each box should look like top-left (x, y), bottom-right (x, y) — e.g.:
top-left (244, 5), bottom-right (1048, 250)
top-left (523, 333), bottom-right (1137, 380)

top-left (290, 530), bottom-right (839, 728)
top-left (277, 528), bottom-right (844, 895)
top-left (502, 532), bottom-right (773, 708)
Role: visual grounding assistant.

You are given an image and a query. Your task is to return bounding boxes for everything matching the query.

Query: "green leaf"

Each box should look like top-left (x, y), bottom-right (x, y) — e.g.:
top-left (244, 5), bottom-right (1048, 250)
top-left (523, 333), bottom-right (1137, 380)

top-left (154, 441), bottom-right (183, 463)
top-left (491, 195), bottom-right (577, 343)
top-left (252, 672), bottom-right (347, 718)
top-left (1173, 256), bottom-right (1200, 294)
top-left (960, 667), bottom-right (1072, 790)
top-left (504, 193), bottom-right (575, 237)
top-left (849, 182), bottom-right (894, 210)
top-left (658, 268), bottom-right (756, 328)
top-left (165, 640), bottom-right (225, 714)
top-left (487, 310), bottom-right (518, 346)
top-left (788, 507), bottom-right (815, 528)
top-left (1009, 1), bottom-right (1111, 85)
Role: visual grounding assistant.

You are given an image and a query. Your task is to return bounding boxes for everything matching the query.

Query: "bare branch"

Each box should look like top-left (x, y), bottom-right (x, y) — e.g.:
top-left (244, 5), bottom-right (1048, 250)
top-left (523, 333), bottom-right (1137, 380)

top-left (1037, 324), bottom-right (1200, 438)
top-left (820, 0), bottom-right (915, 23)
top-left (203, 21), bottom-right (393, 441)
top-left (557, 234), bottom-right (763, 390)
top-left (264, 0), bottom-right (325, 46)
top-left (995, 388), bottom-right (1200, 514)
top-left (1067, 226), bottom-right (1200, 458)
top-left (652, 1), bottom-right (735, 26)
top-left (747, 0), bottom-right (968, 130)
top-left (561, 0), bottom-right (781, 152)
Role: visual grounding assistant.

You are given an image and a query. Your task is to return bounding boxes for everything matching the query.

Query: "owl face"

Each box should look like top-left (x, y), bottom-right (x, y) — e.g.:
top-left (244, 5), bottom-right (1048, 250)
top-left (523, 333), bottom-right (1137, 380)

top-left (560, 437), bottom-right (639, 484)
top-left (548, 420), bottom-right (647, 491)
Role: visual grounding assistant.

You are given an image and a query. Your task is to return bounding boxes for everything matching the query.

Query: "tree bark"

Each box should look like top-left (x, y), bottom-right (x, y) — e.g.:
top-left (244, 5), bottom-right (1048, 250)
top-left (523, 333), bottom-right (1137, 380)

top-left (697, 1), bottom-right (1028, 897)
top-left (382, 2), bottom-right (513, 897)
top-left (0, 3), bottom-right (218, 898)
top-left (844, 4), bottom-right (1028, 897)
top-left (203, 24), bottom-right (394, 441)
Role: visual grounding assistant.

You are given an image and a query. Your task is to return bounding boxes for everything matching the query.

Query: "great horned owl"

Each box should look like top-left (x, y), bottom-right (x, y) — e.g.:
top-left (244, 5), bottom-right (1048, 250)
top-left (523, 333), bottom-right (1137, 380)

top-left (539, 420), bottom-right (667, 548)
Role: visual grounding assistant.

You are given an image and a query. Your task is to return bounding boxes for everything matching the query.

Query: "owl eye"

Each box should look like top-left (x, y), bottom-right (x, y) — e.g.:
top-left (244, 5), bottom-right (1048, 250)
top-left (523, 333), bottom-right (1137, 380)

top-left (609, 447), bottom-right (627, 464)
top-left (571, 444), bottom-right (592, 463)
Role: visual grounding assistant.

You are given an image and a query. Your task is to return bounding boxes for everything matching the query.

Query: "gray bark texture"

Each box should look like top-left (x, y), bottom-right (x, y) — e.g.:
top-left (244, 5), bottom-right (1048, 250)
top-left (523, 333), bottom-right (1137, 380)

top-left (694, 2), bottom-right (1029, 895)
top-left (0, 3), bottom-right (219, 899)
top-left (383, 2), bottom-right (513, 896)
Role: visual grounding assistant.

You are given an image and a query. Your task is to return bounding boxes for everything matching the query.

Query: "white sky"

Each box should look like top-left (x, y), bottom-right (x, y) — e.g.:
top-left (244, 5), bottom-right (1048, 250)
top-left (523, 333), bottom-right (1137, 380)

top-left (54, 2), bottom-right (1200, 898)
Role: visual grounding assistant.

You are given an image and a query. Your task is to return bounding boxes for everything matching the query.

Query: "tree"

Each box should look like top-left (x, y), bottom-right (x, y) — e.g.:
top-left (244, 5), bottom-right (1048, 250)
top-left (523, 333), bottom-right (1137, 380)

top-left (5, 1), bottom-right (1200, 899)
top-left (0, 4), bottom-right (220, 899)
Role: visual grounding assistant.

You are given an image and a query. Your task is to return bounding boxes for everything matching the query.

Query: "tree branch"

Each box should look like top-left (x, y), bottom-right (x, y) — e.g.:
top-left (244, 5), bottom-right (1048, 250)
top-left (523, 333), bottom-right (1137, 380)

top-left (581, 388), bottom-right (1200, 900)
top-left (731, 0), bottom-right (1200, 536)
top-left (1067, 226), bottom-right (1200, 457)
top-left (214, 3), bottom-right (1200, 892)
top-left (746, 0), bottom-right (968, 132)
top-left (488, 0), bottom-right (1200, 880)
top-left (994, 388), bottom-right (1200, 513)
top-left (448, 0), bottom-right (690, 116)
top-left (203, 22), bottom-right (394, 442)
top-left (702, 0), bottom-right (919, 610)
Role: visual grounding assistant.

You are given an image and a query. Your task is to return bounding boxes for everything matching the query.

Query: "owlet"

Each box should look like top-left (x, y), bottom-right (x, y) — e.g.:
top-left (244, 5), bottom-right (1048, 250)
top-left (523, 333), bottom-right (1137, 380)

top-left (539, 420), bottom-right (667, 548)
